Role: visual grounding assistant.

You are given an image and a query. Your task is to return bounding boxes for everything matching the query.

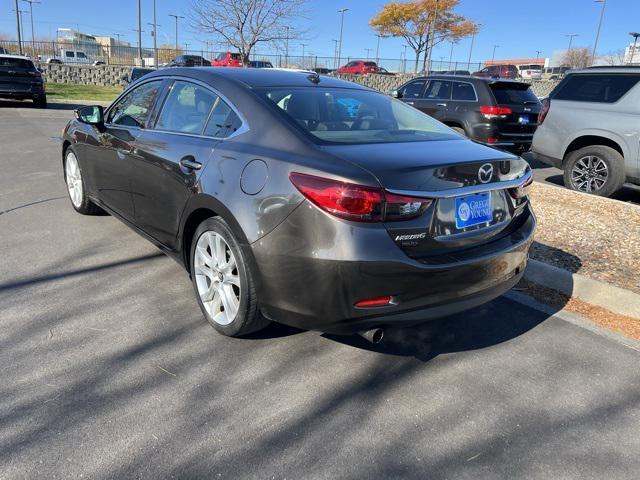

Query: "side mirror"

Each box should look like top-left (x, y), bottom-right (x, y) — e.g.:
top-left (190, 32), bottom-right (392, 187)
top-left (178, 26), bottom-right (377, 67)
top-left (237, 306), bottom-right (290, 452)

top-left (75, 105), bottom-right (104, 126)
top-left (391, 89), bottom-right (402, 99)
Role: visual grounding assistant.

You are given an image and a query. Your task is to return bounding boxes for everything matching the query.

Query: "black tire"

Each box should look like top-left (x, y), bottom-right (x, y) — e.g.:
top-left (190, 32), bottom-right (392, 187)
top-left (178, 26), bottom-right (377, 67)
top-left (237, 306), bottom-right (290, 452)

top-left (563, 145), bottom-right (625, 198)
top-left (33, 95), bottom-right (47, 109)
top-left (190, 217), bottom-right (270, 337)
top-left (63, 147), bottom-right (102, 215)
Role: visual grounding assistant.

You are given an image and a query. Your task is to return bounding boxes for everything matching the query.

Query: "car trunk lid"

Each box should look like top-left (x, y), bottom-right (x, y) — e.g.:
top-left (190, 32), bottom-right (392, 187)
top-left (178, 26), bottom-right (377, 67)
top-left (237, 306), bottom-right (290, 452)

top-left (487, 81), bottom-right (541, 135)
top-left (0, 57), bottom-right (40, 90)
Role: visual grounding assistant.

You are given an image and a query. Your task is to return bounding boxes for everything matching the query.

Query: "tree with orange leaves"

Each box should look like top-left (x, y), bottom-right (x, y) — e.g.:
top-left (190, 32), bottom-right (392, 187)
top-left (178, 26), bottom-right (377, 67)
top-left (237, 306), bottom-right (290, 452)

top-left (370, 0), bottom-right (478, 73)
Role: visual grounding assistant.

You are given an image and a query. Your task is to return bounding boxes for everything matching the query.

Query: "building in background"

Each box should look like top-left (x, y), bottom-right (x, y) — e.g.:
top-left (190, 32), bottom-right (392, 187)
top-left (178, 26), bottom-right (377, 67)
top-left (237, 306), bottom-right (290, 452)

top-left (624, 42), bottom-right (640, 64)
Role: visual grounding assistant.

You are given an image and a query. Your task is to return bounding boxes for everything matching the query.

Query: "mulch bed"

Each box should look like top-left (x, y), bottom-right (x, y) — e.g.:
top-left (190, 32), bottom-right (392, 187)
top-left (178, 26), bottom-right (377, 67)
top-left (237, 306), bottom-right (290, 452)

top-left (528, 182), bottom-right (640, 294)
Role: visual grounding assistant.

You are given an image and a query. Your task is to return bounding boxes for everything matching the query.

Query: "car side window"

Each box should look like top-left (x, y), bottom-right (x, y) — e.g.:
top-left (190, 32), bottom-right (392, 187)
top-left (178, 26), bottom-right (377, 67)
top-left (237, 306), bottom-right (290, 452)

top-left (424, 80), bottom-right (452, 100)
top-left (401, 80), bottom-right (426, 98)
top-left (554, 74), bottom-right (640, 103)
top-left (203, 97), bottom-right (242, 138)
top-left (65, 51), bottom-right (74, 58)
top-left (156, 81), bottom-right (218, 134)
top-left (106, 80), bottom-right (163, 128)
top-left (451, 82), bottom-right (476, 101)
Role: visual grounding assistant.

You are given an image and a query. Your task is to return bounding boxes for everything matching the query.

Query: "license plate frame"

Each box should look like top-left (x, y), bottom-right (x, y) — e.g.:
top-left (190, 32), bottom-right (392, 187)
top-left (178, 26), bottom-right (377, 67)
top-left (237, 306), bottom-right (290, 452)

top-left (455, 192), bottom-right (492, 229)
top-left (518, 115), bottom-right (530, 125)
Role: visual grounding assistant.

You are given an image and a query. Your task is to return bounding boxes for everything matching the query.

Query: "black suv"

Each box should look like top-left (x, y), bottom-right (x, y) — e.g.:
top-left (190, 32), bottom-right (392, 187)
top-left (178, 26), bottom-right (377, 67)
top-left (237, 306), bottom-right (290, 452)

top-left (393, 76), bottom-right (541, 153)
top-left (0, 55), bottom-right (46, 107)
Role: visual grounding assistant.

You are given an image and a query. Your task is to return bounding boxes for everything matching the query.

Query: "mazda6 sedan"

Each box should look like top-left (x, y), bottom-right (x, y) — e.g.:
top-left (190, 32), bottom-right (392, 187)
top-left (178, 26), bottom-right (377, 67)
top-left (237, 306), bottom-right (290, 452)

top-left (62, 68), bottom-right (535, 341)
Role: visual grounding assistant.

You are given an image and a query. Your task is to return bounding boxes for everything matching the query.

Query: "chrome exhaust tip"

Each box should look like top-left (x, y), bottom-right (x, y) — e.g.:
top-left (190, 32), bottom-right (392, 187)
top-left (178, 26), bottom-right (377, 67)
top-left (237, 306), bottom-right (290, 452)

top-left (357, 328), bottom-right (384, 344)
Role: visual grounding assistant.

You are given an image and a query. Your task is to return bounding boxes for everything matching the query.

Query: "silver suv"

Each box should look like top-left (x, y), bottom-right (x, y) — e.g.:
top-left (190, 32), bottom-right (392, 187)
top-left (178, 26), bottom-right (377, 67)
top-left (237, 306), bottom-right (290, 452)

top-left (532, 67), bottom-right (640, 197)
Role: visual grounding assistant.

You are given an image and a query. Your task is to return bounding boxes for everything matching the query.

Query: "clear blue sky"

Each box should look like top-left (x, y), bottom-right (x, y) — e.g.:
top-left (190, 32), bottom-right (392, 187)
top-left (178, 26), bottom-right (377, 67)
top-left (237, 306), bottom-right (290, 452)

top-left (1, 0), bottom-right (638, 63)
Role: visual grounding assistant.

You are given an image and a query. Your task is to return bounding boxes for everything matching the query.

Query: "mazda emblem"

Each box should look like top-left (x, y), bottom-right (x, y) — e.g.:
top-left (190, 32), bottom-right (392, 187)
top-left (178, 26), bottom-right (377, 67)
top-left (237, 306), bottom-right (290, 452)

top-left (478, 163), bottom-right (494, 184)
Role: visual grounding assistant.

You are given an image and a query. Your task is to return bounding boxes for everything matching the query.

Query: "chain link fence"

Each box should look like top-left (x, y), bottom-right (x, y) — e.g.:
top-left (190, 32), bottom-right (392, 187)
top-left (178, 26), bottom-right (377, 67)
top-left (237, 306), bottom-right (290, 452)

top-left (0, 39), bottom-right (483, 73)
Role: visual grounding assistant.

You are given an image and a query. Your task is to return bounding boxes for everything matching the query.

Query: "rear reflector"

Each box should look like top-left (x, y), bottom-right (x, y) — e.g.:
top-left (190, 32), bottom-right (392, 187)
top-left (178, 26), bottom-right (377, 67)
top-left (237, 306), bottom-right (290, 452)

top-left (354, 296), bottom-right (393, 308)
top-left (487, 137), bottom-right (499, 144)
top-left (289, 172), bottom-right (432, 222)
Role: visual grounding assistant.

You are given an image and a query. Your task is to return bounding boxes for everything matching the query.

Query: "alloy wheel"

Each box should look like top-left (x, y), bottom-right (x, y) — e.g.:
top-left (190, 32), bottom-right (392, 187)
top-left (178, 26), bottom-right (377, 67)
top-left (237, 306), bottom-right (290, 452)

top-left (65, 152), bottom-right (83, 208)
top-left (570, 155), bottom-right (609, 193)
top-left (194, 231), bottom-right (241, 326)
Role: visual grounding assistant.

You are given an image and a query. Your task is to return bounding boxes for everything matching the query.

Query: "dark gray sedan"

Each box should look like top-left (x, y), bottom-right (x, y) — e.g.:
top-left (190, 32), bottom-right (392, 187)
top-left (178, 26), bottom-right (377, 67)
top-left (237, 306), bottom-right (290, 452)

top-left (62, 68), bottom-right (535, 341)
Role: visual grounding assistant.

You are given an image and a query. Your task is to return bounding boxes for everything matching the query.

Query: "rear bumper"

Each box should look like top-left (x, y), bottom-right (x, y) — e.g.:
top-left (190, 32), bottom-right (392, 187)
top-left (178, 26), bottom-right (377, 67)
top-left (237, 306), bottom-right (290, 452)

top-left (250, 201), bottom-right (536, 334)
top-left (0, 85), bottom-right (45, 101)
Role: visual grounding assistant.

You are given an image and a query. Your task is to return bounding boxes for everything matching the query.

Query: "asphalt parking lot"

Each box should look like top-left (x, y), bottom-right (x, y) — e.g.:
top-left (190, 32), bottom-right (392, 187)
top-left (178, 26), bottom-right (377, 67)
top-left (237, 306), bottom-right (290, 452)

top-left (2, 102), bottom-right (640, 479)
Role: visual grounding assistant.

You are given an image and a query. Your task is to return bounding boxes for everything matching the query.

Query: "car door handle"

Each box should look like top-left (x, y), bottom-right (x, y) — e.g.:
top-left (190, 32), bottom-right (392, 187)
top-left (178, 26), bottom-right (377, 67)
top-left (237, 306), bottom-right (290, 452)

top-left (436, 103), bottom-right (447, 107)
top-left (179, 156), bottom-right (202, 171)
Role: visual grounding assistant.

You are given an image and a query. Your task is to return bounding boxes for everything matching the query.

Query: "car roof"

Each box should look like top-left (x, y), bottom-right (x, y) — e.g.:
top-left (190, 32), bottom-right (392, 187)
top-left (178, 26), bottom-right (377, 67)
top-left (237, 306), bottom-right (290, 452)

top-left (0, 54), bottom-right (32, 60)
top-left (147, 67), bottom-right (370, 89)
top-left (570, 66), bottom-right (640, 74)
top-left (411, 75), bottom-right (529, 85)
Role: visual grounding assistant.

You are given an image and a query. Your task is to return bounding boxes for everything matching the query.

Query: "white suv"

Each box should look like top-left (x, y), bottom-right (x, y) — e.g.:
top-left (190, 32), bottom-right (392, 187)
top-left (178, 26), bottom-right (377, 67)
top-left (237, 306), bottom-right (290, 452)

top-left (532, 67), bottom-right (640, 197)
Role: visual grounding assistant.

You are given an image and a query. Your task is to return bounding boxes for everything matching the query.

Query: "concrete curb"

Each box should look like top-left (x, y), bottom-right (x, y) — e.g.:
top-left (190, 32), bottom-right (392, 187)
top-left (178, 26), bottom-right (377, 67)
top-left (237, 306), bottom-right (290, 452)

top-left (523, 258), bottom-right (640, 319)
top-left (49, 99), bottom-right (113, 107)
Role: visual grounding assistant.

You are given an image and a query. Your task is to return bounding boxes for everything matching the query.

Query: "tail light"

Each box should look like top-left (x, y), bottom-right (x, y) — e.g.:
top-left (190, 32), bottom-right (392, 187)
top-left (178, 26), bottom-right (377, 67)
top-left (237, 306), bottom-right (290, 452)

top-left (538, 98), bottom-right (550, 125)
top-left (289, 172), bottom-right (432, 222)
top-left (508, 175), bottom-right (533, 199)
top-left (480, 105), bottom-right (512, 118)
top-left (354, 296), bottom-right (393, 308)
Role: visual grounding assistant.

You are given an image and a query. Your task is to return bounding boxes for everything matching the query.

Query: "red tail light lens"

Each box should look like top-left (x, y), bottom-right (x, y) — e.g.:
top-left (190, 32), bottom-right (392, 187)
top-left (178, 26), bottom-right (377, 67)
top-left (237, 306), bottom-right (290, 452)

top-left (289, 172), bottom-right (432, 222)
top-left (480, 105), bottom-right (513, 117)
top-left (538, 98), bottom-right (550, 125)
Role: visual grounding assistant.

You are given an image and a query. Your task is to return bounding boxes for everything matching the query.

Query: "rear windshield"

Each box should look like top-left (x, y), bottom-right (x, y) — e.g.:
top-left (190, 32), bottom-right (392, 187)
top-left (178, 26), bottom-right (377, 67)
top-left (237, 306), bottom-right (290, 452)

top-left (553, 74), bottom-right (640, 103)
top-left (231, 53), bottom-right (242, 60)
top-left (490, 83), bottom-right (539, 105)
top-left (0, 57), bottom-right (35, 69)
top-left (257, 87), bottom-right (458, 145)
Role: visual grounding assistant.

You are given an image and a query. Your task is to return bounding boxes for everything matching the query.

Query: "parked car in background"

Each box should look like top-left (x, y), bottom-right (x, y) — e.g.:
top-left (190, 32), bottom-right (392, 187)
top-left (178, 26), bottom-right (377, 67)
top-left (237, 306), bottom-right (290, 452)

top-left (313, 67), bottom-right (333, 74)
top-left (249, 60), bottom-right (273, 68)
top-left (62, 68), bottom-right (535, 340)
top-left (47, 49), bottom-right (94, 65)
top-left (442, 70), bottom-right (471, 76)
top-left (542, 66), bottom-right (570, 81)
top-left (45, 58), bottom-right (63, 64)
top-left (336, 60), bottom-right (379, 75)
top-left (517, 64), bottom-right (542, 80)
top-left (0, 55), bottom-right (46, 107)
top-left (377, 67), bottom-right (395, 75)
top-left (532, 67), bottom-right (640, 197)
top-left (212, 51), bottom-right (243, 67)
top-left (169, 55), bottom-right (211, 67)
top-left (473, 64), bottom-right (519, 79)
top-left (121, 67), bottom-right (155, 87)
top-left (393, 75), bottom-right (541, 153)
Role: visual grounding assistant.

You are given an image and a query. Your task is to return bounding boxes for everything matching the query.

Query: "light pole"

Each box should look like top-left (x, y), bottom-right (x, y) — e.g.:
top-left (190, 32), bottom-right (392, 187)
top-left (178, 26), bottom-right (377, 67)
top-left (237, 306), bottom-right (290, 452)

top-left (565, 33), bottom-right (579, 53)
top-left (285, 26), bottom-right (289, 66)
top-left (535, 50), bottom-right (542, 59)
top-left (14, 0), bottom-right (23, 55)
top-left (402, 44), bottom-right (408, 73)
top-left (301, 43), bottom-right (307, 64)
top-left (337, 8), bottom-right (348, 67)
top-left (332, 39), bottom-right (339, 68)
top-left (151, 0), bottom-right (158, 68)
top-left (591, 0), bottom-right (606, 64)
top-left (375, 34), bottom-right (382, 64)
top-left (364, 48), bottom-right (372, 59)
top-left (448, 41), bottom-right (454, 69)
top-left (113, 33), bottom-right (122, 60)
top-left (491, 44), bottom-right (500, 62)
top-left (467, 23), bottom-right (480, 68)
top-left (425, 0), bottom-right (439, 73)
top-left (137, 0), bottom-right (142, 65)
top-left (169, 14), bottom-right (185, 52)
top-left (630, 32), bottom-right (640, 64)
top-left (22, 0), bottom-right (40, 51)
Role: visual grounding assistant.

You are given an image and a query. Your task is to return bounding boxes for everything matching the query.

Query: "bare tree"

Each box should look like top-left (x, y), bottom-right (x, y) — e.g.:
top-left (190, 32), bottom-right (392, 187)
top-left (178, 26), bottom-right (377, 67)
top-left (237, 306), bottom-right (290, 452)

top-left (561, 47), bottom-right (592, 69)
top-left (601, 49), bottom-right (626, 66)
top-left (190, 0), bottom-right (306, 64)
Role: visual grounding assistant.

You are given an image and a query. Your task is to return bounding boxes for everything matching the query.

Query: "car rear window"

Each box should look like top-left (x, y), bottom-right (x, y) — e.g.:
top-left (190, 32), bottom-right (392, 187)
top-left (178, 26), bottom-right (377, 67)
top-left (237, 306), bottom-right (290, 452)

top-left (0, 57), bottom-right (35, 69)
top-left (231, 53), bottom-right (241, 60)
top-left (258, 87), bottom-right (458, 145)
top-left (553, 74), bottom-right (640, 103)
top-left (490, 83), bottom-right (538, 105)
top-left (364, 62), bottom-right (376, 66)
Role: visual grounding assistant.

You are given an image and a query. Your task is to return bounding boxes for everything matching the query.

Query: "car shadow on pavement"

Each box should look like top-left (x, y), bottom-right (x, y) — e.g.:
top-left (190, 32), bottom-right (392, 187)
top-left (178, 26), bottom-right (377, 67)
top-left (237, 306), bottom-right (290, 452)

top-left (0, 99), bottom-right (86, 110)
top-left (530, 241), bottom-right (582, 274)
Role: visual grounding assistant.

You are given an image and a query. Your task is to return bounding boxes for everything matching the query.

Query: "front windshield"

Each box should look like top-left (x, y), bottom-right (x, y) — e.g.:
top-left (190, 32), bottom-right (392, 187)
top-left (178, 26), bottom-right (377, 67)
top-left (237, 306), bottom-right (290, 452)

top-left (257, 87), bottom-right (459, 144)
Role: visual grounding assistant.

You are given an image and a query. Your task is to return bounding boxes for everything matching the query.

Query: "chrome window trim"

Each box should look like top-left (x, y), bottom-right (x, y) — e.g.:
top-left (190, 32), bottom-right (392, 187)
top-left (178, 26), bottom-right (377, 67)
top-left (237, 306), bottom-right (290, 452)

top-left (386, 170), bottom-right (532, 199)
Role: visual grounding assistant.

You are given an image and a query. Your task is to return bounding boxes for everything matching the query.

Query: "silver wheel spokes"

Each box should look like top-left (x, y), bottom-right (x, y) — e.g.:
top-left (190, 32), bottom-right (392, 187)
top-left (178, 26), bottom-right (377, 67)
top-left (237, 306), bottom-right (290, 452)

top-left (194, 231), bottom-right (241, 326)
top-left (571, 155), bottom-right (608, 193)
top-left (65, 152), bottom-right (83, 207)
